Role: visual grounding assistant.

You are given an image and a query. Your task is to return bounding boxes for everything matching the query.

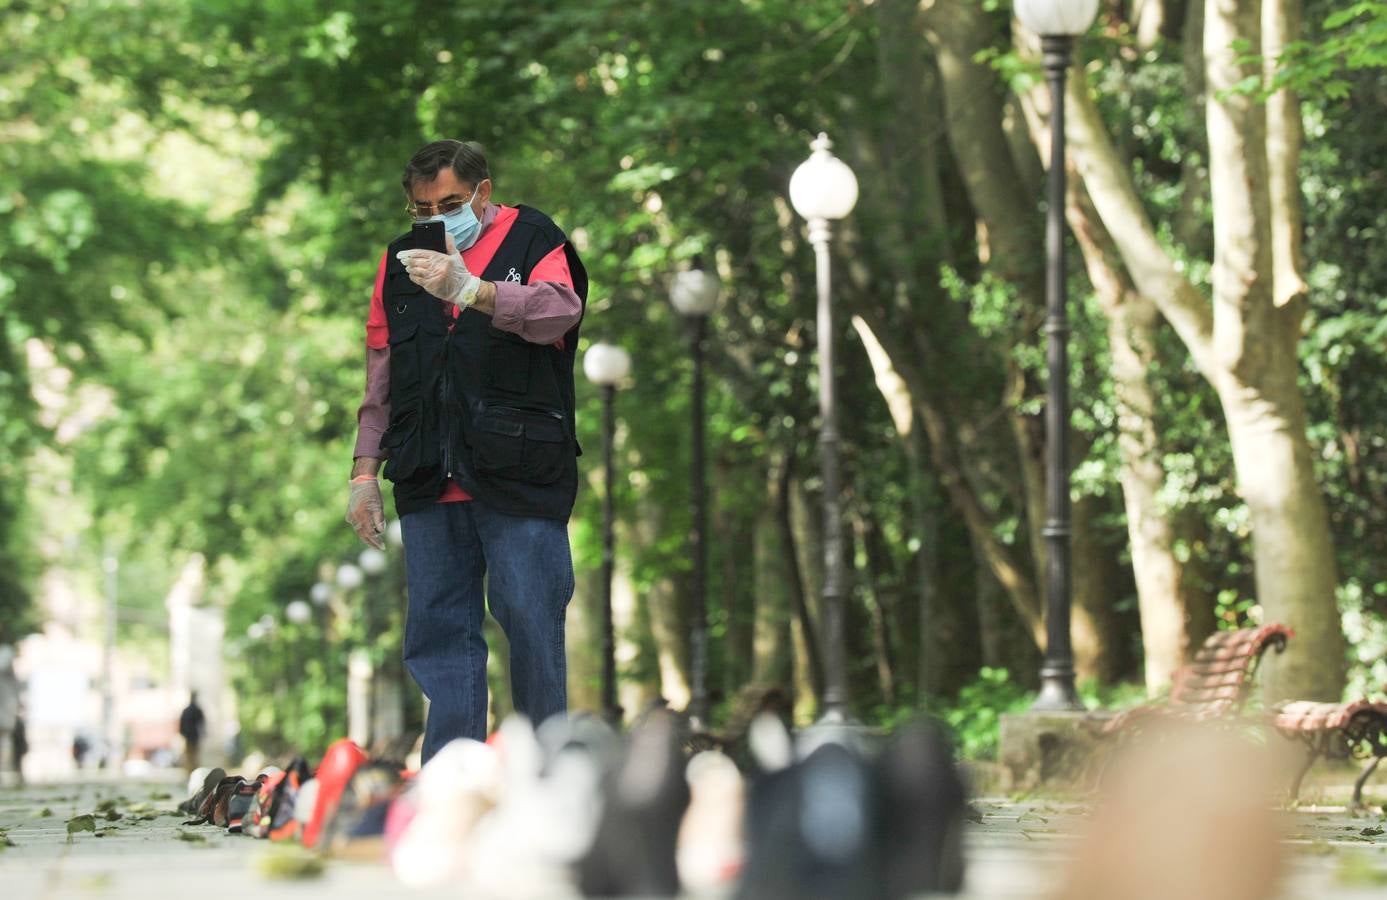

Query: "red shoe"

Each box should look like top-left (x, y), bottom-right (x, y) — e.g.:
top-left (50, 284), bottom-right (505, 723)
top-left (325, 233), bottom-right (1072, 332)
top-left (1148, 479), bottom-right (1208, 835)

top-left (302, 738), bottom-right (368, 848)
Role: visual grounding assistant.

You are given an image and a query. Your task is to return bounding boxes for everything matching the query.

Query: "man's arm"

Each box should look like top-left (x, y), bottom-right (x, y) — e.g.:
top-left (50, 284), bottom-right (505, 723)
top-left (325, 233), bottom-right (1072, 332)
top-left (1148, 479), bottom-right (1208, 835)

top-left (353, 346), bottom-right (389, 477)
top-left (485, 244), bottom-right (583, 345)
top-left (354, 252), bottom-right (391, 477)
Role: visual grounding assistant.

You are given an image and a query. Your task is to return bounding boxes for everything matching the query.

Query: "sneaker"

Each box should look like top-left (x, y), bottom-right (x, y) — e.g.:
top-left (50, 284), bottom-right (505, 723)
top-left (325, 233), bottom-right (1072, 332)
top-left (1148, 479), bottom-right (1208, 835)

top-left (578, 710), bottom-right (690, 898)
top-left (301, 739), bottom-right (368, 849)
top-left (677, 750), bottom-right (745, 892)
top-left (874, 718), bottom-right (967, 897)
top-left (389, 738), bottom-right (501, 887)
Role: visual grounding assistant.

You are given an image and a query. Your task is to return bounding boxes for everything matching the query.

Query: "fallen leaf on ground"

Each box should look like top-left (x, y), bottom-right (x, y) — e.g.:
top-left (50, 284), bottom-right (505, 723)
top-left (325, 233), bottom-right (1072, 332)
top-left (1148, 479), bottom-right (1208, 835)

top-left (102, 809), bottom-right (123, 821)
top-left (254, 845), bottom-right (325, 880)
top-left (175, 830), bottom-right (208, 843)
top-left (33, 807), bottom-right (53, 818)
top-left (94, 828), bottom-right (119, 838)
top-left (66, 815), bottom-right (96, 835)
top-left (1360, 826), bottom-right (1385, 837)
top-left (148, 791), bottom-right (172, 801)
top-left (1336, 853), bottom-right (1387, 886)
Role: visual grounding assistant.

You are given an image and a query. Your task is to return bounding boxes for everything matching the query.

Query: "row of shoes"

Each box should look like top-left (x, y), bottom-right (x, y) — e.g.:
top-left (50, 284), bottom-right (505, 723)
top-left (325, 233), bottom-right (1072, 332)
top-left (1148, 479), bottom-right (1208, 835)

top-left (176, 711), bottom-right (968, 898)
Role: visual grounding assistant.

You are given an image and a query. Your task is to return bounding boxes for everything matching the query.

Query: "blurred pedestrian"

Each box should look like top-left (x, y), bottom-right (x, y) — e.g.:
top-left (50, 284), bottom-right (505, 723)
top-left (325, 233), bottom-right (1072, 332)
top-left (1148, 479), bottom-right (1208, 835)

top-left (72, 731), bottom-right (91, 769)
top-left (0, 643), bottom-right (17, 786)
top-left (345, 140), bottom-right (587, 762)
top-left (11, 709), bottom-right (26, 787)
top-left (178, 691), bottom-right (206, 774)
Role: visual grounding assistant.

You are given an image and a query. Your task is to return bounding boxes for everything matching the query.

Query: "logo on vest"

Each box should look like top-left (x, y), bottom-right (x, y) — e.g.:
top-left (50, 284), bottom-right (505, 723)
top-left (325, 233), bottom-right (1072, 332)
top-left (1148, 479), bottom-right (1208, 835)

top-left (504, 267), bottom-right (522, 283)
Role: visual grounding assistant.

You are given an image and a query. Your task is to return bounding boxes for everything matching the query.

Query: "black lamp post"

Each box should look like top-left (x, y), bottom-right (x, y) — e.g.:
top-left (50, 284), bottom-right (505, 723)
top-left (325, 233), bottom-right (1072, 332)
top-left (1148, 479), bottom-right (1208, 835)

top-left (790, 133), bottom-right (859, 723)
top-left (670, 260), bottom-right (721, 728)
top-left (1015, 0), bottom-right (1098, 712)
top-left (583, 340), bottom-right (633, 725)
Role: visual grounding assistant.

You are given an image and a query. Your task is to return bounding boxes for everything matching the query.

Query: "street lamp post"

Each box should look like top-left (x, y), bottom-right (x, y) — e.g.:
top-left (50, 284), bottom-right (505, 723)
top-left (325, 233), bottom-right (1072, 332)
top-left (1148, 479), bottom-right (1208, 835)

top-left (670, 261), bottom-right (721, 729)
top-left (790, 133), bottom-right (858, 723)
top-left (310, 580), bottom-right (334, 735)
top-left (335, 562), bottom-right (371, 745)
top-left (358, 547), bottom-right (397, 745)
top-left (1015, 0), bottom-right (1098, 712)
top-left (583, 340), bottom-right (633, 725)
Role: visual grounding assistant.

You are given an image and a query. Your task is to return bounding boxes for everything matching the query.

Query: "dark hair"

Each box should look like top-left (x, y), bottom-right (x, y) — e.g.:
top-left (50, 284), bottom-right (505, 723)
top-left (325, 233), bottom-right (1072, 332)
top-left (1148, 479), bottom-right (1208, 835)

top-left (401, 140), bottom-right (491, 194)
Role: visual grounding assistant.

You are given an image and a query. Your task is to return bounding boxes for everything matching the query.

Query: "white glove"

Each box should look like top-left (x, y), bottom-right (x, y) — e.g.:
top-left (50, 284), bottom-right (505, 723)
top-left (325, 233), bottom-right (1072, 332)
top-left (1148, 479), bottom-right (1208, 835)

top-left (346, 476), bottom-right (386, 550)
top-left (396, 233), bottom-right (483, 307)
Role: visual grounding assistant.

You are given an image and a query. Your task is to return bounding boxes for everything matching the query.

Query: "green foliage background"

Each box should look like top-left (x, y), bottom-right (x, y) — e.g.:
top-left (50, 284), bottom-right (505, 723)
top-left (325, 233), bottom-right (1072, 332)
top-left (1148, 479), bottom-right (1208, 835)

top-left (2, 0), bottom-right (1385, 753)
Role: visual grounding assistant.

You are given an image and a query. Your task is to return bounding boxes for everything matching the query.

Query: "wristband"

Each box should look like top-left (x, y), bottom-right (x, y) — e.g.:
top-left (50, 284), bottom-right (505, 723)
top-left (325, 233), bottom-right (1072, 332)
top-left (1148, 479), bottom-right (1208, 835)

top-left (457, 275), bottom-right (483, 308)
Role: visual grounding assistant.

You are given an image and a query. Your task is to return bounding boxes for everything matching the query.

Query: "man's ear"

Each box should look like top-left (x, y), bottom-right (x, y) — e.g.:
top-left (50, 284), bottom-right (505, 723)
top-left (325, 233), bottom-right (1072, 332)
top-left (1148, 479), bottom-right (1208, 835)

top-left (477, 178), bottom-right (493, 208)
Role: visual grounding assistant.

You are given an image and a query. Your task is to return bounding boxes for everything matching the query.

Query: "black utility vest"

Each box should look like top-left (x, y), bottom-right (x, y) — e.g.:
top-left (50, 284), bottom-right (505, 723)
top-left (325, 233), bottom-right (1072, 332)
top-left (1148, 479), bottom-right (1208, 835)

top-left (378, 205), bottom-right (587, 520)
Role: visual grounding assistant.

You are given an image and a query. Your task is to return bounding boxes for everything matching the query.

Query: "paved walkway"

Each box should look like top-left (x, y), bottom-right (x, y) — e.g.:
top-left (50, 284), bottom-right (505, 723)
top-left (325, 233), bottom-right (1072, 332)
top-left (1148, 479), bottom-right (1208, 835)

top-left (1, 779), bottom-right (1385, 898)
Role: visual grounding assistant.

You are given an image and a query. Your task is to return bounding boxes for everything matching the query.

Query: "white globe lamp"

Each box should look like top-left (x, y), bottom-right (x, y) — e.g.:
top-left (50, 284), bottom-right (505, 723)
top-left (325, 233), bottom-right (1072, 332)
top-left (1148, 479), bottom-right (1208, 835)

top-left (1014, 0), bottom-right (1099, 36)
top-left (584, 342), bottom-right (633, 387)
top-left (789, 133), bottom-right (859, 223)
top-left (336, 563), bottom-right (364, 591)
top-left (286, 599), bottom-right (312, 625)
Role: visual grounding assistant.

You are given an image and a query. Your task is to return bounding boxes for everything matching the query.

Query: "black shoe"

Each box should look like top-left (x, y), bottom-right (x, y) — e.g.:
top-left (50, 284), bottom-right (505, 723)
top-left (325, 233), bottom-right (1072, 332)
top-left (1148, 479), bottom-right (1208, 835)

top-left (577, 710), bottom-right (690, 898)
top-left (874, 718), bottom-right (968, 897)
top-left (736, 739), bottom-right (884, 900)
top-left (178, 767), bottom-right (225, 815)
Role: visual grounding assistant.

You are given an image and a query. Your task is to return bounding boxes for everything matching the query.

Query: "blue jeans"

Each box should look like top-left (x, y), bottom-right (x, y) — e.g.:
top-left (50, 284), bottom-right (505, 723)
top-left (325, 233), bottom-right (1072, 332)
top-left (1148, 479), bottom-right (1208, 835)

top-left (400, 500), bottom-right (574, 762)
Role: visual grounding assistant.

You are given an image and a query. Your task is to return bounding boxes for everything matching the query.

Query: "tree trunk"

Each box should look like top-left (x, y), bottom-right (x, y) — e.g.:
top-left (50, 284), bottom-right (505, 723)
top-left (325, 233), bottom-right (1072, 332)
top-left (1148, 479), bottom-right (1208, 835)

top-left (753, 455), bottom-right (793, 688)
top-left (1261, 0), bottom-right (1309, 312)
top-left (855, 510), bottom-right (899, 706)
top-left (1206, 0), bottom-right (1344, 700)
top-left (1052, 0), bottom-right (1345, 699)
top-left (1071, 492), bottom-right (1123, 683)
top-left (634, 497), bottom-right (692, 708)
top-left (567, 561), bottom-right (603, 714)
top-left (777, 452), bottom-right (825, 705)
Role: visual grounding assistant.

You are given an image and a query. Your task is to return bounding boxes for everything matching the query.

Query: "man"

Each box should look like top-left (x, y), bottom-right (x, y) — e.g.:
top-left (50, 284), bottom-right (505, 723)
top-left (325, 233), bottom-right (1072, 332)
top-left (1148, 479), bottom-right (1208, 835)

top-left (346, 140), bottom-right (586, 763)
top-left (178, 691), bottom-right (206, 774)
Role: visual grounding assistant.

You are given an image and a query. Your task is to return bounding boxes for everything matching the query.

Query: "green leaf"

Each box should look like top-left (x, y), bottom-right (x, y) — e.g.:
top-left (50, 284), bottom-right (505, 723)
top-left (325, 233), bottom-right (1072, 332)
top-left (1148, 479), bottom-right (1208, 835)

top-left (66, 814), bottom-right (96, 835)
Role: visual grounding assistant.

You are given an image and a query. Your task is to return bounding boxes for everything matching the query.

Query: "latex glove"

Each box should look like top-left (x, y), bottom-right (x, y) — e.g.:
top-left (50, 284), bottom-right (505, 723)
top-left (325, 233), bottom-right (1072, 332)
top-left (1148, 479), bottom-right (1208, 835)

top-left (346, 476), bottom-right (386, 549)
top-left (396, 233), bottom-right (483, 307)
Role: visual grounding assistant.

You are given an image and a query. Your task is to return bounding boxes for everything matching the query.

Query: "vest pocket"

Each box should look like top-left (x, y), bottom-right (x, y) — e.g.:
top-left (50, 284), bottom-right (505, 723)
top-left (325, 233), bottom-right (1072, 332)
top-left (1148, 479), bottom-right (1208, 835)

top-left (388, 322), bottom-right (422, 402)
top-left (486, 331), bottom-right (531, 395)
top-left (380, 406), bottom-right (422, 482)
top-left (471, 406), bottom-right (567, 485)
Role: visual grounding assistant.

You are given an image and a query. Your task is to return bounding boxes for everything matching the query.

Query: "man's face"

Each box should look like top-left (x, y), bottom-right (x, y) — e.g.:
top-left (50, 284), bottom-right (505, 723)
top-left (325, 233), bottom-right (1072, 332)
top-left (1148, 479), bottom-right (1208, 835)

top-left (408, 168), bottom-right (490, 220)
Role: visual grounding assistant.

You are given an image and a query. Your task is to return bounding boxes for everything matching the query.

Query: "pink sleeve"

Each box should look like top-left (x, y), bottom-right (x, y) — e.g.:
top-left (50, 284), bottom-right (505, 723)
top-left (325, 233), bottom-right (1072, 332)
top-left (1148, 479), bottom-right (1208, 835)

top-left (354, 345), bottom-right (391, 459)
top-left (491, 245), bottom-right (583, 345)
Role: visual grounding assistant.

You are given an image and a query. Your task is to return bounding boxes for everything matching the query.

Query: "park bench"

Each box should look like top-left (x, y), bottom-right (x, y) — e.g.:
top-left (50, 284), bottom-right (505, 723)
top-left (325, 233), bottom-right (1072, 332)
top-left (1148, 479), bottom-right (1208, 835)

top-left (1101, 624), bottom-right (1294, 736)
top-left (1098, 622), bottom-right (1386, 807)
top-left (1271, 699), bottom-right (1387, 808)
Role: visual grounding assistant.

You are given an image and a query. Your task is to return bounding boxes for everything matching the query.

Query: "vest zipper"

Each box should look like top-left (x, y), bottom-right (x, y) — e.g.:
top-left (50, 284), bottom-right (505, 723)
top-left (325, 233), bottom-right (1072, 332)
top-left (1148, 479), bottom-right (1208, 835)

top-left (441, 344), bottom-right (455, 481)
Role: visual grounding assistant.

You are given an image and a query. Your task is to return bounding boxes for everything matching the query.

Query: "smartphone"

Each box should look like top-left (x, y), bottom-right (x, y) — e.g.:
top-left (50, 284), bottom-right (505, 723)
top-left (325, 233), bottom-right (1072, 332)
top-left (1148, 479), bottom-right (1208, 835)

top-left (410, 220), bottom-right (448, 253)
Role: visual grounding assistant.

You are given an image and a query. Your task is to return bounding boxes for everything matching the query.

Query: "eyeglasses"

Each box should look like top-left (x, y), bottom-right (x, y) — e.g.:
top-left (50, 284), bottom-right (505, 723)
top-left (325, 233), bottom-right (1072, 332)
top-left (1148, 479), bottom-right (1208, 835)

top-left (407, 185), bottom-right (481, 221)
